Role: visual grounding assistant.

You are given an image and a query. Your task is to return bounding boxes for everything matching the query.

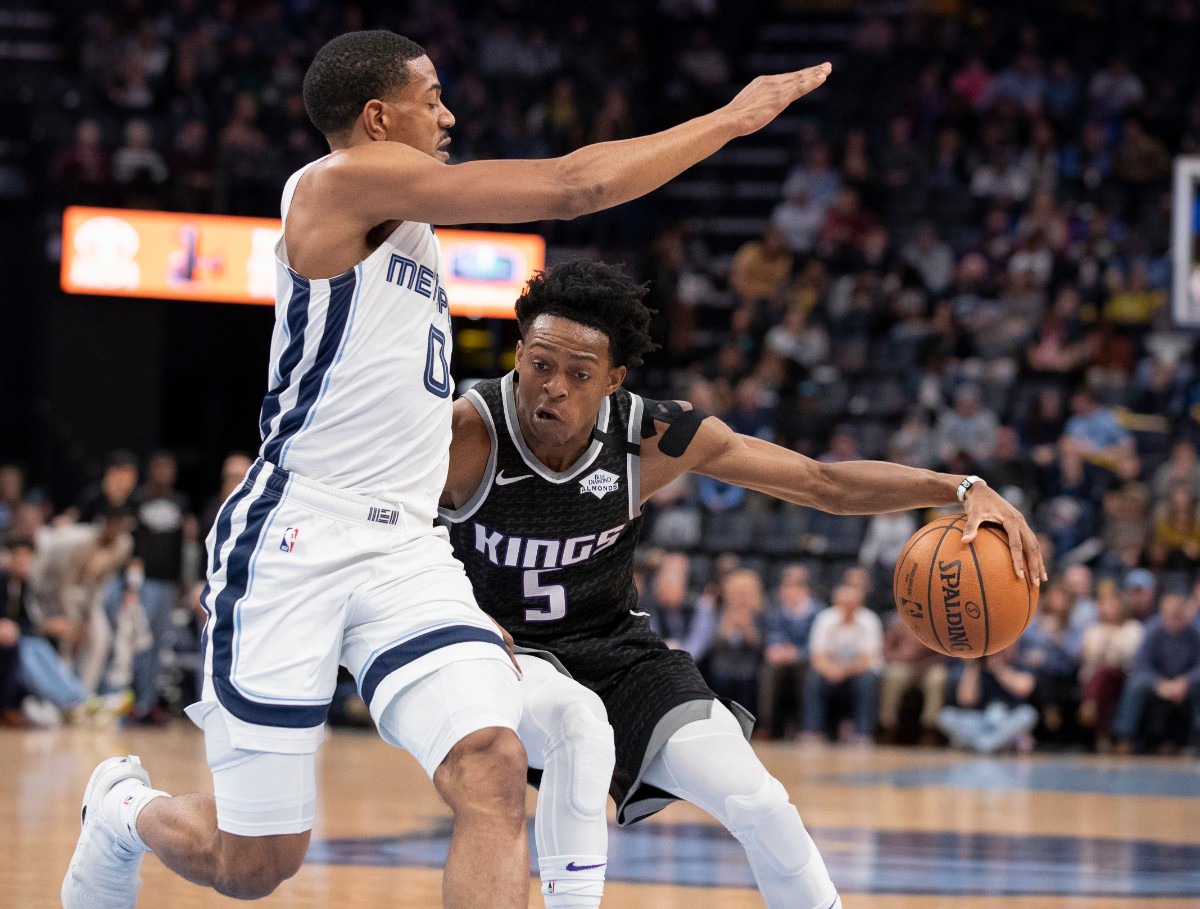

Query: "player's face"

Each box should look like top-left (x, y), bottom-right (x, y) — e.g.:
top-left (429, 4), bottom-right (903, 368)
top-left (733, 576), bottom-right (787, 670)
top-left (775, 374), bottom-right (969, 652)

top-left (514, 315), bottom-right (627, 458)
top-left (384, 55), bottom-right (455, 161)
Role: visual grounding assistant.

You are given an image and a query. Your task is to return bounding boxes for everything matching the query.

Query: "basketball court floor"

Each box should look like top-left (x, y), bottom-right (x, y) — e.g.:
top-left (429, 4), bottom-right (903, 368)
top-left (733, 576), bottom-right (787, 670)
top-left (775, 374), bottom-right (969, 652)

top-left (5, 724), bottom-right (1198, 908)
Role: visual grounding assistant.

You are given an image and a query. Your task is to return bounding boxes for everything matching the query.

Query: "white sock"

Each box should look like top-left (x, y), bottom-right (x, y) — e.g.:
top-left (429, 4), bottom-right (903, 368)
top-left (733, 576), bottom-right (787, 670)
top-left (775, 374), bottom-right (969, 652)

top-left (106, 780), bottom-right (169, 853)
top-left (538, 854), bottom-right (606, 909)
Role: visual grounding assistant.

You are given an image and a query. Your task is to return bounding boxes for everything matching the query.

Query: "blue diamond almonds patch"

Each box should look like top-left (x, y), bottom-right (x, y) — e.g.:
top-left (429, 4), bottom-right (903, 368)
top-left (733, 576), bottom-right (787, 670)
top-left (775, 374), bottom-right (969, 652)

top-left (579, 468), bottom-right (620, 499)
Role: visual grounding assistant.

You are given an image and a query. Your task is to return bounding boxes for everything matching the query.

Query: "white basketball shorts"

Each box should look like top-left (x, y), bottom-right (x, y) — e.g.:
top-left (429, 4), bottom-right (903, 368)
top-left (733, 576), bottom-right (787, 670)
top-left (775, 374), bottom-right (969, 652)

top-left (189, 458), bottom-right (516, 757)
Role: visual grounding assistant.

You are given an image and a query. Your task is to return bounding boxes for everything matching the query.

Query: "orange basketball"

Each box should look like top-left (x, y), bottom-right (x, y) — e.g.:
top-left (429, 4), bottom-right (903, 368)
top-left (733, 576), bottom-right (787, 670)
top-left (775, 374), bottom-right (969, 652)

top-left (892, 514), bottom-right (1039, 658)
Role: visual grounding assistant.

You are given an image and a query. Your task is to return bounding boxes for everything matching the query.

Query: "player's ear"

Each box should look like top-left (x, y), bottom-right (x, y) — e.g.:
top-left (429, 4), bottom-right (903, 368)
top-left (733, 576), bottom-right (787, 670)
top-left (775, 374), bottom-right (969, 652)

top-left (606, 365), bottom-right (627, 394)
top-left (514, 340), bottom-right (525, 369)
top-left (362, 99), bottom-right (388, 141)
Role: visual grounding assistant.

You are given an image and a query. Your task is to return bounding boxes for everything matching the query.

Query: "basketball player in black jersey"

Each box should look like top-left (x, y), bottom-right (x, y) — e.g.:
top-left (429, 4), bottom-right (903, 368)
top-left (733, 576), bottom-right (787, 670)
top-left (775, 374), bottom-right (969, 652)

top-left (441, 260), bottom-right (1046, 909)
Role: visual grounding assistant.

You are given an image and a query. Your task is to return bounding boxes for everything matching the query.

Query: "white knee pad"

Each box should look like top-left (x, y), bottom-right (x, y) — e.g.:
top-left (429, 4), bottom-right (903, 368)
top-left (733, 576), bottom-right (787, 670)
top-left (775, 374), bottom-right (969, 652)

top-left (723, 775), bottom-right (815, 878)
top-left (552, 701), bottom-right (615, 820)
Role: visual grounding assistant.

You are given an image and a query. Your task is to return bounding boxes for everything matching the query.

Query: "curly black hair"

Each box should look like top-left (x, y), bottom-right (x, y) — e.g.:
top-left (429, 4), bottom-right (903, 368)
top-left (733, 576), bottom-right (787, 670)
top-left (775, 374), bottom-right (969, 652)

top-left (303, 30), bottom-right (427, 138)
top-left (515, 260), bottom-right (658, 369)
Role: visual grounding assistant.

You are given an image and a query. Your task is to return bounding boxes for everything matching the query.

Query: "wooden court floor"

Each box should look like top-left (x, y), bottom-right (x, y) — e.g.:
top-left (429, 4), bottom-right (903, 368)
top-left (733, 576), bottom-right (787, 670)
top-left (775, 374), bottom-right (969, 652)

top-left (4, 723), bottom-right (1199, 908)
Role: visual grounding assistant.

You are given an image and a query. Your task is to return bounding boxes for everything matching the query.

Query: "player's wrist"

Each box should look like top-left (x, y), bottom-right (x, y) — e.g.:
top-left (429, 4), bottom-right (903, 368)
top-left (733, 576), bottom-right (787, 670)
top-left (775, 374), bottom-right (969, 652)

top-left (957, 474), bottom-right (985, 503)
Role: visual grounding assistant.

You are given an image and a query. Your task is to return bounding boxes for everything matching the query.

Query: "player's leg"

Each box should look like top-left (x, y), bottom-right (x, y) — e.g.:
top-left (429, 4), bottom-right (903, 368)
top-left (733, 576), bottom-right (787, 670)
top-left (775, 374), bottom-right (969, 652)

top-left (517, 653), bottom-right (615, 909)
top-left (375, 658), bottom-right (529, 909)
top-left (62, 703), bottom-right (318, 906)
top-left (63, 463), bottom-right (338, 907)
top-left (641, 700), bottom-right (841, 909)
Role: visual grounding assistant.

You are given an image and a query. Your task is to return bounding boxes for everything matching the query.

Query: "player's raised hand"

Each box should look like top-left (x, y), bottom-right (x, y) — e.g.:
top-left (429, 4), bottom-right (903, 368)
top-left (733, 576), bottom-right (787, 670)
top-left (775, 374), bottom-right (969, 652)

top-left (959, 482), bottom-right (1047, 585)
top-left (725, 63), bottom-right (832, 137)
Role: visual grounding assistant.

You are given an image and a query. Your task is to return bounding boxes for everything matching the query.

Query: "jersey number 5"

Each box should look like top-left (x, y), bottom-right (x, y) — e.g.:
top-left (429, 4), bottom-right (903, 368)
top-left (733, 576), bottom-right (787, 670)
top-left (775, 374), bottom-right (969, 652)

top-left (523, 569), bottom-right (566, 622)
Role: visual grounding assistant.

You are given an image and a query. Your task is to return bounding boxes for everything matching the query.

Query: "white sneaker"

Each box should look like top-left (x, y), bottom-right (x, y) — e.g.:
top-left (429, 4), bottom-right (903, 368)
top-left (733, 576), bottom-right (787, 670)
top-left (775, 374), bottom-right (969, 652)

top-left (61, 755), bottom-right (151, 908)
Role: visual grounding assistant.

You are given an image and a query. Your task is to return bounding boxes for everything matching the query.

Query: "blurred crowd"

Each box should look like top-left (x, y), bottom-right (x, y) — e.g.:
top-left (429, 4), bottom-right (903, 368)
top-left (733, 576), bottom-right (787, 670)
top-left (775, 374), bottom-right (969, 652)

top-left (14, 0), bottom-right (1200, 750)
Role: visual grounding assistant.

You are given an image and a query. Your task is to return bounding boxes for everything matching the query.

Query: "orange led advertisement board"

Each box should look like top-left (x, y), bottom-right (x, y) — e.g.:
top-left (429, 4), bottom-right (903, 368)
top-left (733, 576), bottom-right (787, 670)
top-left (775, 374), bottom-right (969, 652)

top-left (60, 206), bottom-right (542, 319)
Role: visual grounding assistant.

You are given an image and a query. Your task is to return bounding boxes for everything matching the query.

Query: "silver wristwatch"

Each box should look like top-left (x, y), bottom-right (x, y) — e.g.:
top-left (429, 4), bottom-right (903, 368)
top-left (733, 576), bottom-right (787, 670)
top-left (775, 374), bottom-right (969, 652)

top-left (957, 474), bottom-right (984, 503)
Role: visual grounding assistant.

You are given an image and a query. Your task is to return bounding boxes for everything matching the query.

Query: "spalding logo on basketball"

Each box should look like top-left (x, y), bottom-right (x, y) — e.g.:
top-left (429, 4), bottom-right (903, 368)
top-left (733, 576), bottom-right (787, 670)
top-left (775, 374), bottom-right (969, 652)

top-left (893, 514), bottom-right (1039, 658)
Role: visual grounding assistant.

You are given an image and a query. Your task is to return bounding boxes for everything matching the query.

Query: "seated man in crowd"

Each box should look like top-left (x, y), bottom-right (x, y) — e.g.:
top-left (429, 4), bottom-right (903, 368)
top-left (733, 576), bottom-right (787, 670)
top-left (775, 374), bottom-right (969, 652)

top-left (758, 564), bottom-right (821, 739)
top-left (938, 645), bottom-right (1040, 753)
top-left (1111, 592), bottom-right (1200, 752)
top-left (2, 537), bottom-right (90, 725)
top-left (802, 582), bottom-right (883, 744)
top-left (647, 552), bottom-right (715, 662)
top-left (1077, 578), bottom-right (1143, 751)
top-left (878, 610), bottom-right (948, 745)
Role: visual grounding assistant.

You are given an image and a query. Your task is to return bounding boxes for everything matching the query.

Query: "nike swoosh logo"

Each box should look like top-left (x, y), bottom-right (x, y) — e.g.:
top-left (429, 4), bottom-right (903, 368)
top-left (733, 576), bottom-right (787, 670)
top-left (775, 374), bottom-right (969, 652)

top-left (495, 471), bottom-right (534, 486)
top-left (565, 861), bottom-right (607, 871)
top-left (629, 610), bottom-right (650, 617)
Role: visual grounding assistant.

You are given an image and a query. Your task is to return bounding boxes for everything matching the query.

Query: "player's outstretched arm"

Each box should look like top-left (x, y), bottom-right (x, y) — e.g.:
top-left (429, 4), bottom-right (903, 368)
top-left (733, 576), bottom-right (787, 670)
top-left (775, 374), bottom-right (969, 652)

top-left (324, 64), bottom-right (831, 226)
top-left (641, 407), bottom-right (1045, 582)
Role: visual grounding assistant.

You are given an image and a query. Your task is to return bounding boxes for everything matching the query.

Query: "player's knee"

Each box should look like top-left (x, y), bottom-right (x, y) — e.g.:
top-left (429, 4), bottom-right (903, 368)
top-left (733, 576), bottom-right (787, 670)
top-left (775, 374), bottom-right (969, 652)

top-left (723, 775), bottom-right (815, 877)
top-left (552, 701), bottom-right (615, 819)
top-left (213, 834), bottom-right (306, 900)
top-left (437, 726), bottom-right (527, 818)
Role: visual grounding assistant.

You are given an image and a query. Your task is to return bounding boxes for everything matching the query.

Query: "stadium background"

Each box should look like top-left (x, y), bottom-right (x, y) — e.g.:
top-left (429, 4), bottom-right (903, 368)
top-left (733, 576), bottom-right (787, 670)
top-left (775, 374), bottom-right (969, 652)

top-left (0, 0), bottom-right (1198, 786)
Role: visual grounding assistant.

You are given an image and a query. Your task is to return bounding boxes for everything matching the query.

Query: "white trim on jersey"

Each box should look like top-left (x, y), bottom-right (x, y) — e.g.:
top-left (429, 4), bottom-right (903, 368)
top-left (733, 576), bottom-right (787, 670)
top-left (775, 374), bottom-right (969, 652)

top-left (626, 393), bottom-right (644, 522)
top-left (500, 371), bottom-right (611, 483)
top-left (438, 388), bottom-right (499, 524)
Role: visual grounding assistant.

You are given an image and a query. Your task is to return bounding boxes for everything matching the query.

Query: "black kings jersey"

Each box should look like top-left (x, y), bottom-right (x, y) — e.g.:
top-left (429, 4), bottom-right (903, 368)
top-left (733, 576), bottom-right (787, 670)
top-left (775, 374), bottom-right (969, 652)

top-left (443, 372), bottom-right (644, 650)
top-left (443, 372), bottom-right (748, 825)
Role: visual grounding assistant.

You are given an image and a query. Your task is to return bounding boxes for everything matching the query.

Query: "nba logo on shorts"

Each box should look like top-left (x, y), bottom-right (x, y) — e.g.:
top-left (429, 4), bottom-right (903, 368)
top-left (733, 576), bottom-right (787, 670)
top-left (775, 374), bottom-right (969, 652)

top-left (280, 527), bottom-right (300, 552)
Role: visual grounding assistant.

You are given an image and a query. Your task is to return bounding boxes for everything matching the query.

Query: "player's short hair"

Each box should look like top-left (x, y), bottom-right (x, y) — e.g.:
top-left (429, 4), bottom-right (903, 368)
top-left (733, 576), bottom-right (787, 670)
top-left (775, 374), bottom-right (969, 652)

top-left (515, 260), bottom-right (658, 369)
top-left (303, 30), bottom-right (427, 138)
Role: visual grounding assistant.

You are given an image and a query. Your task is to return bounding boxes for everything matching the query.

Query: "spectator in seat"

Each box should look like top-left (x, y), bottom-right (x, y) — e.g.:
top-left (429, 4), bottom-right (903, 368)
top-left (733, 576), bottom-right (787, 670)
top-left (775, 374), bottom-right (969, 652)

top-left (934, 383), bottom-right (999, 467)
top-left (73, 450), bottom-right (139, 524)
top-left (704, 569), bottom-right (765, 716)
top-left (1077, 579), bottom-right (1143, 751)
top-left (878, 611), bottom-right (948, 745)
top-left (758, 564), bottom-right (821, 739)
top-left (61, 503), bottom-right (134, 694)
top-left (200, 451), bottom-right (254, 542)
top-left (2, 538), bottom-right (89, 725)
top-left (1063, 385), bottom-right (1139, 479)
top-left (112, 118), bottom-right (169, 208)
top-left (728, 225), bottom-right (793, 310)
top-left (937, 645), bottom-right (1039, 753)
top-left (858, 509), bottom-right (918, 599)
top-left (0, 464), bottom-right (24, 541)
top-left (1020, 581), bottom-right (1083, 744)
top-left (127, 451), bottom-right (193, 724)
top-left (1148, 484), bottom-right (1200, 575)
top-left (1122, 567), bottom-right (1159, 623)
top-left (647, 552), bottom-right (715, 663)
top-left (802, 583), bottom-right (883, 744)
top-left (1151, 440), bottom-right (1200, 503)
top-left (1112, 593), bottom-right (1200, 751)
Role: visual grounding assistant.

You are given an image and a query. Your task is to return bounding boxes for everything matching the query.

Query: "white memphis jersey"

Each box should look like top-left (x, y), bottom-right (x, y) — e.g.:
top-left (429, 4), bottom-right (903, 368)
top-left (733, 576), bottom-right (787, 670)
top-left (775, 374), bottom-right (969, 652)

top-left (258, 161), bottom-right (454, 515)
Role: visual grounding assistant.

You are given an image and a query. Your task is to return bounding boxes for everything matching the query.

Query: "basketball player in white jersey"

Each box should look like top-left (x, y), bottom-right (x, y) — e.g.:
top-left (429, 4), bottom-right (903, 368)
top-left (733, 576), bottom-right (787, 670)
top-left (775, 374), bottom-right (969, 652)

top-left (62, 30), bottom-right (833, 909)
top-left (440, 260), bottom-right (1046, 909)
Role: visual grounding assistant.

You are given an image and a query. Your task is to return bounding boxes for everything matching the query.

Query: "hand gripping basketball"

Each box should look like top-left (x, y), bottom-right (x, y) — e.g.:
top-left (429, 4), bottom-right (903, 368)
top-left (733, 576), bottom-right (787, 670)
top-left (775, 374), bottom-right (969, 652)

top-left (958, 479), bottom-right (1047, 585)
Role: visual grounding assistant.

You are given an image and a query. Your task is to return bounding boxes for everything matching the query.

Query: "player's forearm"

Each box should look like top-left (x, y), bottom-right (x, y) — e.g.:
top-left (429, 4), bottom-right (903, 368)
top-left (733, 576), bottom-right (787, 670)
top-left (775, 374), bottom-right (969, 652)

top-left (735, 438), bottom-right (962, 513)
top-left (811, 461), bottom-right (963, 514)
top-left (555, 110), bottom-right (740, 217)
